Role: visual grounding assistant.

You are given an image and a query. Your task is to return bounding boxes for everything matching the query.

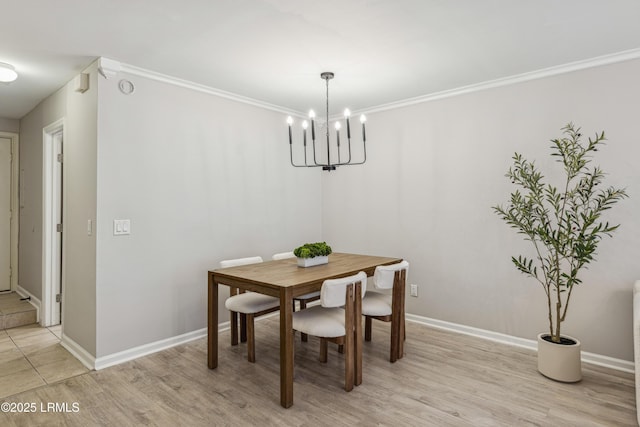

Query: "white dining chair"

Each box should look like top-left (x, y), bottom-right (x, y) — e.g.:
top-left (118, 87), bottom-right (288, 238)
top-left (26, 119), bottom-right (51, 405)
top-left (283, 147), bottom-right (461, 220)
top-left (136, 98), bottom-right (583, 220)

top-left (292, 271), bottom-right (367, 391)
top-left (221, 256), bottom-right (280, 363)
top-left (361, 260), bottom-right (409, 362)
top-left (272, 251), bottom-right (321, 343)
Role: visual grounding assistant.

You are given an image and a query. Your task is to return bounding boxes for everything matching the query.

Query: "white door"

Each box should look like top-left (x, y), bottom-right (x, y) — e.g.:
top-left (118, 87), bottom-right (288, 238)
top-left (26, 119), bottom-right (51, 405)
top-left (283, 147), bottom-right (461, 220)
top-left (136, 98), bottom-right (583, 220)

top-left (0, 137), bottom-right (11, 291)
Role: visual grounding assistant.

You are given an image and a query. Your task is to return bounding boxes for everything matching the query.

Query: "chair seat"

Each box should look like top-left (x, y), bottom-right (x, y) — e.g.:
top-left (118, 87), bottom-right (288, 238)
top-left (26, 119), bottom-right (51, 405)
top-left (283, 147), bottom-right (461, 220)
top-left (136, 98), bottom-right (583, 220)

top-left (296, 291), bottom-right (320, 301)
top-left (225, 292), bottom-right (279, 314)
top-left (361, 291), bottom-right (392, 316)
top-left (292, 306), bottom-right (346, 338)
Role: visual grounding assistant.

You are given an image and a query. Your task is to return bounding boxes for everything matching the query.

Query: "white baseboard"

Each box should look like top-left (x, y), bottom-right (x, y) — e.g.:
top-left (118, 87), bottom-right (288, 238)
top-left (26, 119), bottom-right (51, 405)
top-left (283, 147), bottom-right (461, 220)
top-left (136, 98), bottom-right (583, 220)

top-left (61, 334), bottom-right (96, 370)
top-left (83, 314), bottom-right (274, 371)
top-left (60, 322), bottom-right (234, 371)
top-left (61, 310), bottom-right (633, 375)
top-left (16, 285), bottom-right (41, 323)
top-left (94, 328), bottom-right (208, 370)
top-left (406, 313), bottom-right (635, 373)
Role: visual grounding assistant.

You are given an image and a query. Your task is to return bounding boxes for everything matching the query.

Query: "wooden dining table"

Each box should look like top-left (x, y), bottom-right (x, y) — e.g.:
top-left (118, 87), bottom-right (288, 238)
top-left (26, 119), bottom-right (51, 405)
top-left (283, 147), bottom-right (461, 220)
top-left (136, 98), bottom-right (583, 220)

top-left (208, 252), bottom-right (402, 408)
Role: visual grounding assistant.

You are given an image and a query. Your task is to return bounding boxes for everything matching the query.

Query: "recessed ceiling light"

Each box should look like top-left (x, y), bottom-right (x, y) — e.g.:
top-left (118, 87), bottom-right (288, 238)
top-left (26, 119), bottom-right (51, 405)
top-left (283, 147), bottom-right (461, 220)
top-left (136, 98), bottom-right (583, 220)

top-left (0, 62), bottom-right (18, 83)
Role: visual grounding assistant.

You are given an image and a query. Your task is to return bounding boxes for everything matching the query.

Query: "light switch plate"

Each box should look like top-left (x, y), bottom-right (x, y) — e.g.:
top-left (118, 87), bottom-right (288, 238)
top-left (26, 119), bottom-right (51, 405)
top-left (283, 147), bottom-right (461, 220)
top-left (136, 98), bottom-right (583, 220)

top-left (113, 219), bottom-right (131, 235)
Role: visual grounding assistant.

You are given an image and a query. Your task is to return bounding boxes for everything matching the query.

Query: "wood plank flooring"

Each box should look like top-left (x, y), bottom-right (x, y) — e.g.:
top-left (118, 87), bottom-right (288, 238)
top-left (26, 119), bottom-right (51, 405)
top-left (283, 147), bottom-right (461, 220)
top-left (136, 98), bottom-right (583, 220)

top-left (0, 318), bottom-right (636, 426)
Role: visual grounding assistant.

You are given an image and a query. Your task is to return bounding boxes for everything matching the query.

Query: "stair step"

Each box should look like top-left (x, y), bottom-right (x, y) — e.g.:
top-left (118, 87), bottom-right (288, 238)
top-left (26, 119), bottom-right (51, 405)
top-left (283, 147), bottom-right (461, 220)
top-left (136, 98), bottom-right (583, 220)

top-left (0, 292), bottom-right (38, 330)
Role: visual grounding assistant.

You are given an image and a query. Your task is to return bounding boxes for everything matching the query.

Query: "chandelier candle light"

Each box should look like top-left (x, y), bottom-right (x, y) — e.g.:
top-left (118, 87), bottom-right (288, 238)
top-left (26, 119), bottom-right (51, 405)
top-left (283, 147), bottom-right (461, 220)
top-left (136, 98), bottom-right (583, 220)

top-left (287, 72), bottom-right (367, 171)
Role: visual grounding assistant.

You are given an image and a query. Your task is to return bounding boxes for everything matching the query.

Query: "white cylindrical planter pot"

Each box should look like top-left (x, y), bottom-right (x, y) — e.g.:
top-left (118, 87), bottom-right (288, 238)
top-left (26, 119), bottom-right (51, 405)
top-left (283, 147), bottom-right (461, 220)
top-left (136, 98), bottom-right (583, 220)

top-left (537, 333), bottom-right (582, 382)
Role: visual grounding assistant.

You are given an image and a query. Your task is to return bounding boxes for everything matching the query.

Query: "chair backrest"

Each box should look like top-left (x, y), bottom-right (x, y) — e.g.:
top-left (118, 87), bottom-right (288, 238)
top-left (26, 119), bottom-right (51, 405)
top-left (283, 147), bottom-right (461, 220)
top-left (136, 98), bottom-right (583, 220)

top-left (373, 260), bottom-right (409, 290)
top-left (272, 252), bottom-right (295, 260)
top-left (321, 271), bottom-right (367, 308)
top-left (220, 256), bottom-right (263, 268)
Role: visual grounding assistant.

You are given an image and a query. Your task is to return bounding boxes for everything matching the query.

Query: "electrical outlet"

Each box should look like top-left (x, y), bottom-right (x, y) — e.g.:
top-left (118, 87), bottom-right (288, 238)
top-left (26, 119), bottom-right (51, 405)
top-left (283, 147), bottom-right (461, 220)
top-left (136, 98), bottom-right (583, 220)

top-left (410, 284), bottom-right (418, 297)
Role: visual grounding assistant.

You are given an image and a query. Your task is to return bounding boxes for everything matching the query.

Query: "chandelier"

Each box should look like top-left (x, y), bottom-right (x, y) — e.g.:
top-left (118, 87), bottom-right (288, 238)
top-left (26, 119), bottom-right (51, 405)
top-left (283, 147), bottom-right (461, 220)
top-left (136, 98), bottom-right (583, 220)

top-left (287, 72), bottom-right (367, 171)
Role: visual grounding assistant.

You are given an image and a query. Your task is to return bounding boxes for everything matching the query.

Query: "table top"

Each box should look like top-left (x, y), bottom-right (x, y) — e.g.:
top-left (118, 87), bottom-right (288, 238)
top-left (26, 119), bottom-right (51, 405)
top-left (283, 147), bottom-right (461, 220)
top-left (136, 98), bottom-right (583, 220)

top-left (210, 253), bottom-right (402, 296)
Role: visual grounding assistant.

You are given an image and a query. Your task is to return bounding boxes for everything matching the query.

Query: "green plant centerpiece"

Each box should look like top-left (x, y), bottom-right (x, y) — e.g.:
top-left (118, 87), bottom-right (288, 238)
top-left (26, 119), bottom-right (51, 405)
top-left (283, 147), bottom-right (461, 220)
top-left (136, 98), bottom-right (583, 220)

top-left (493, 123), bottom-right (626, 381)
top-left (293, 242), bottom-right (332, 267)
top-left (293, 242), bottom-right (332, 258)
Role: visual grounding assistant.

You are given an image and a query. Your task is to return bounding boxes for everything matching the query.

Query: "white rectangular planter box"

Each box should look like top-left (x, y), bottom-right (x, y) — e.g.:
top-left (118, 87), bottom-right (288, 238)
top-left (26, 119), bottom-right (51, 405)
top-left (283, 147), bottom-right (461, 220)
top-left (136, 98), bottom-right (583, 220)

top-left (297, 256), bottom-right (328, 268)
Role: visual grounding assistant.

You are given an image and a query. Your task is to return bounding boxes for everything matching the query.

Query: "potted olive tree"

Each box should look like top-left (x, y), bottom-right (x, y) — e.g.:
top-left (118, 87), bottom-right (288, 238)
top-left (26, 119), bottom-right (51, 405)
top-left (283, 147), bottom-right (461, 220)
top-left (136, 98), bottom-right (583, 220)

top-left (493, 123), bottom-right (627, 382)
top-left (293, 242), bottom-right (332, 267)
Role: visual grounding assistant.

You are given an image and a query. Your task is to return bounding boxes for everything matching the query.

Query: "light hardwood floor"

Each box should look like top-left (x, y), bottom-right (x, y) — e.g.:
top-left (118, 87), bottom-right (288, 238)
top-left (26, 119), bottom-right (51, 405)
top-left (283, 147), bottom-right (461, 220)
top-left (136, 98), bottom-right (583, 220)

top-left (0, 318), bottom-right (636, 426)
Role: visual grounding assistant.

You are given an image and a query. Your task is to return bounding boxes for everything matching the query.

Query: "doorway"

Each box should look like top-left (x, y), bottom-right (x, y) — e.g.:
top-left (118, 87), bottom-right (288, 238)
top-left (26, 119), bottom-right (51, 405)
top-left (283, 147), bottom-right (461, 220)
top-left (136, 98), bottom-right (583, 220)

top-left (0, 132), bottom-right (19, 293)
top-left (42, 120), bottom-right (63, 326)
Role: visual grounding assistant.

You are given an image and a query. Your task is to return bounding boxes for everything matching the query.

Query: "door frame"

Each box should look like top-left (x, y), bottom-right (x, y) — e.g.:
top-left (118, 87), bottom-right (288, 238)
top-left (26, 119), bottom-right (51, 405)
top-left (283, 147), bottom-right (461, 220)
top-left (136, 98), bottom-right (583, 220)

top-left (0, 131), bottom-right (19, 292)
top-left (42, 119), bottom-right (64, 326)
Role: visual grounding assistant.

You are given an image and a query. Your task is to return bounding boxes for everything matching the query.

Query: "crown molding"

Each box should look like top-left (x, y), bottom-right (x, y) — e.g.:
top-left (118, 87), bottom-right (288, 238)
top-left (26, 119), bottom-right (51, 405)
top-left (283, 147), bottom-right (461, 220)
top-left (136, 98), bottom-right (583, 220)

top-left (361, 48), bottom-right (640, 116)
top-left (98, 57), bottom-right (297, 115)
top-left (98, 57), bottom-right (122, 79)
top-left (100, 48), bottom-right (640, 119)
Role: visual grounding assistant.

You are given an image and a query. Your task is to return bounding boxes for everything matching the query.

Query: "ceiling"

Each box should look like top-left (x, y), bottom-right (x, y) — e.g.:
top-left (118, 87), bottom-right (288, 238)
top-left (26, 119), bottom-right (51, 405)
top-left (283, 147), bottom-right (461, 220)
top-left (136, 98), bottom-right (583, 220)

top-left (2, 0), bottom-right (640, 120)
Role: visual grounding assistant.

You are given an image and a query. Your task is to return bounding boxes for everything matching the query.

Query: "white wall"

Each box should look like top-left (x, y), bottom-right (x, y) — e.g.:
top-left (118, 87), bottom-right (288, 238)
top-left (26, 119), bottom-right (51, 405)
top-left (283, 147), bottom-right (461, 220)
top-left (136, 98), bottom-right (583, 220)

top-left (18, 87), bottom-right (66, 300)
top-left (323, 58), bottom-right (640, 361)
top-left (63, 62), bottom-right (99, 355)
top-left (0, 118), bottom-right (19, 133)
top-left (18, 62), bottom-right (98, 355)
top-left (94, 71), bottom-right (322, 357)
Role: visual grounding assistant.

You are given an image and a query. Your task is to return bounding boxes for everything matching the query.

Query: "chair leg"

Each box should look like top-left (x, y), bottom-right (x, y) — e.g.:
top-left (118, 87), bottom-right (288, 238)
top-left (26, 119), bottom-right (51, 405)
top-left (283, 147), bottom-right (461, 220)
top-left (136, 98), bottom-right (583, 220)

top-left (390, 312), bottom-right (401, 363)
top-left (390, 327), bottom-right (398, 363)
top-left (390, 270), bottom-right (405, 362)
top-left (344, 328), bottom-right (354, 392)
top-left (398, 316), bottom-right (405, 360)
top-left (364, 316), bottom-right (372, 341)
top-left (397, 302), bottom-right (405, 360)
top-left (230, 311), bottom-right (239, 346)
top-left (354, 285), bottom-right (363, 387)
top-left (247, 314), bottom-right (255, 363)
top-left (240, 313), bottom-right (248, 343)
top-left (299, 300), bottom-right (308, 342)
top-left (390, 311), bottom-right (404, 363)
top-left (319, 339), bottom-right (328, 363)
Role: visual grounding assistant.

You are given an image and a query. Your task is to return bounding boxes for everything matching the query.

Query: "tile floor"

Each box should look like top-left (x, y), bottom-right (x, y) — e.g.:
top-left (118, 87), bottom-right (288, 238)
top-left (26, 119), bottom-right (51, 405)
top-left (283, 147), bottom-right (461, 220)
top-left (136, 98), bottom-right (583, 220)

top-left (0, 324), bottom-right (90, 399)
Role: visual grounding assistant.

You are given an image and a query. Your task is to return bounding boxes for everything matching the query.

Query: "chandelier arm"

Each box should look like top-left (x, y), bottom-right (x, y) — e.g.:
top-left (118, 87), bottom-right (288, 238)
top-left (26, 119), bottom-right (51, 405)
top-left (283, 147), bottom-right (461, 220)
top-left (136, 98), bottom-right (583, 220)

top-left (345, 136), bottom-right (352, 164)
top-left (333, 137), bottom-right (366, 166)
top-left (290, 143), bottom-right (310, 167)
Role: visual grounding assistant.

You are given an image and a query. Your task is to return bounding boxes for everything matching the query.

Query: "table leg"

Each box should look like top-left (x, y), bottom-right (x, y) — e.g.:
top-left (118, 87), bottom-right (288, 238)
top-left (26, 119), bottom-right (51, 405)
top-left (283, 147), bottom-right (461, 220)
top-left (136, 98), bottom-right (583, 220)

top-left (208, 272), bottom-right (218, 369)
top-left (354, 282), bottom-right (363, 386)
top-left (280, 287), bottom-right (294, 408)
top-left (398, 270), bottom-right (406, 360)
